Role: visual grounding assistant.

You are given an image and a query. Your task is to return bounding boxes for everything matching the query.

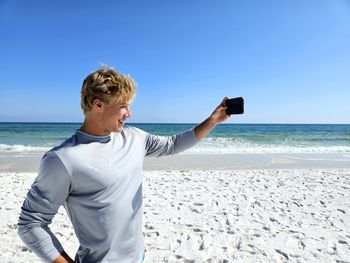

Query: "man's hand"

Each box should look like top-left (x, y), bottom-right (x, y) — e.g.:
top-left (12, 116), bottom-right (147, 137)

top-left (208, 96), bottom-right (230, 125)
top-left (53, 251), bottom-right (75, 263)
top-left (194, 97), bottom-right (231, 140)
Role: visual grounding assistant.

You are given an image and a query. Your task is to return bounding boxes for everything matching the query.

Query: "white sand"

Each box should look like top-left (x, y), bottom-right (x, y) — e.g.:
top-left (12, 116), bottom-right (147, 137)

top-left (1, 169), bottom-right (350, 262)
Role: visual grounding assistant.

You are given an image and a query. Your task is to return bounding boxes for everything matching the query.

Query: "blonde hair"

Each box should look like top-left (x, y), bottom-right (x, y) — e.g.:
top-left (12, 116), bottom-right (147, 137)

top-left (80, 66), bottom-right (137, 114)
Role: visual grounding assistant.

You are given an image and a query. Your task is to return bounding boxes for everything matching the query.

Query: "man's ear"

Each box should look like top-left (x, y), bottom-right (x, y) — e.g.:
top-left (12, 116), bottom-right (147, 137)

top-left (92, 99), bottom-right (104, 111)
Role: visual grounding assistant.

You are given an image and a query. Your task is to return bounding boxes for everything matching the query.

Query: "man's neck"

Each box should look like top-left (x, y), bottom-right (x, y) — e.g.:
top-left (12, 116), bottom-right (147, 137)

top-left (80, 120), bottom-right (110, 136)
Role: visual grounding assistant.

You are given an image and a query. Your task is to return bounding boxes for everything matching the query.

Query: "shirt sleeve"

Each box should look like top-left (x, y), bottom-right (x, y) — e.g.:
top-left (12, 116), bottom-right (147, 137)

top-left (17, 151), bottom-right (72, 262)
top-left (142, 128), bottom-right (199, 157)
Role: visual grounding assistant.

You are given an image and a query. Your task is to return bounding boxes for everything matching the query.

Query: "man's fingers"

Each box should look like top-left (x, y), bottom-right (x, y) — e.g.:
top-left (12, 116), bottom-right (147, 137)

top-left (217, 105), bottom-right (228, 113)
top-left (221, 96), bottom-right (229, 106)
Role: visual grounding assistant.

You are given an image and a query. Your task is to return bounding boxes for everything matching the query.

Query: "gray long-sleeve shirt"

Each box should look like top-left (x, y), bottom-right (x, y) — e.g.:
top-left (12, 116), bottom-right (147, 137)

top-left (18, 126), bottom-right (199, 263)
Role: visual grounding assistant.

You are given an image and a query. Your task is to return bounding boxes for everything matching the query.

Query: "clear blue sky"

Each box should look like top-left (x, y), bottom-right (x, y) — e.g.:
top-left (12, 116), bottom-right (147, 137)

top-left (1, 0), bottom-right (349, 124)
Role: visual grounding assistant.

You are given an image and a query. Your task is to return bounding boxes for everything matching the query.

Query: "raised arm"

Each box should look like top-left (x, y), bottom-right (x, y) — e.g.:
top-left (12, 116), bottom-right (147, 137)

top-left (17, 152), bottom-right (74, 263)
top-left (140, 97), bottom-right (230, 157)
top-left (194, 97), bottom-right (231, 140)
top-left (143, 128), bottom-right (199, 157)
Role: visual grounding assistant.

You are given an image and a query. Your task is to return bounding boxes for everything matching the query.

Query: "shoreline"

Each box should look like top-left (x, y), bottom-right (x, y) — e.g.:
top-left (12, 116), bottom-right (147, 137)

top-left (1, 152), bottom-right (349, 173)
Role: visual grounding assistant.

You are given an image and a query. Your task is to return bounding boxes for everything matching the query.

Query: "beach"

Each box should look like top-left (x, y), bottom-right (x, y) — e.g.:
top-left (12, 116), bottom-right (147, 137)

top-left (1, 153), bottom-right (350, 262)
top-left (2, 0), bottom-right (350, 260)
top-left (1, 122), bottom-right (350, 262)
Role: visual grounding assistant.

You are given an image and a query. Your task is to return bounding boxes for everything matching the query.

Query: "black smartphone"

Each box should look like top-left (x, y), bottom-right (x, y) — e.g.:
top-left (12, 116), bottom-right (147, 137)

top-left (225, 97), bottom-right (244, 115)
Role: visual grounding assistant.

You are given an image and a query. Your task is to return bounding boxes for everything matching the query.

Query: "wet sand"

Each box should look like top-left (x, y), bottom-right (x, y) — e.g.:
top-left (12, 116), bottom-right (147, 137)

top-left (1, 152), bottom-right (350, 172)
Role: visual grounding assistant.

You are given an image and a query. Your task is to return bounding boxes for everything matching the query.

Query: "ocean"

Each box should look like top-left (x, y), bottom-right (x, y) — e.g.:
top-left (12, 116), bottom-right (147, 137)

top-left (0, 122), bottom-right (349, 155)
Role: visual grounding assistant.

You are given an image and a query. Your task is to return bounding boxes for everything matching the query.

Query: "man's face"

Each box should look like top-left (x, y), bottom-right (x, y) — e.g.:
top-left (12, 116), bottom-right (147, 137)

top-left (100, 99), bottom-right (132, 133)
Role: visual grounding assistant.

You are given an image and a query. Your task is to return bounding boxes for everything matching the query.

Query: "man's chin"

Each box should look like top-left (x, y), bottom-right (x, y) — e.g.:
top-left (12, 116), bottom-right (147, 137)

top-left (114, 126), bottom-right (124, 133)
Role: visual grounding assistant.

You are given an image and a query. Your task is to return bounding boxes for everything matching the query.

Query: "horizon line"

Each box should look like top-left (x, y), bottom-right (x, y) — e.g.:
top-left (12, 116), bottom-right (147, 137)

top-left (0, 121), bottom-right (349, 125)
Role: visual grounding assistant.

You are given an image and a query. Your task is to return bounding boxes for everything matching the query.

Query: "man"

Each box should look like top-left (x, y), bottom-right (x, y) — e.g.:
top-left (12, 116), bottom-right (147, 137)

top-left (18, 66), bottom-right (231, 263)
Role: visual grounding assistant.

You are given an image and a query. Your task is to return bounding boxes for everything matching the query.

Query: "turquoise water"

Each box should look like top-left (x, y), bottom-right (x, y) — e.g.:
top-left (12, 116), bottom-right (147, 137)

top-left (0, 122), bottom-right (349, 154)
